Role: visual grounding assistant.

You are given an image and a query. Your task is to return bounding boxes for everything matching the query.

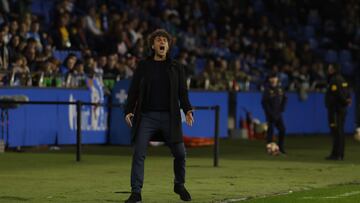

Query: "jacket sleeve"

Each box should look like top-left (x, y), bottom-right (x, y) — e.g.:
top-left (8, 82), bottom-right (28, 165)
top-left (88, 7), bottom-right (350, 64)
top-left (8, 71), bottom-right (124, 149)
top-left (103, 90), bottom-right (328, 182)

top-left (124, 61), bottom-right (144, 116)
top-left (261, 90), bottom-right (273, 119)
top-left (281, 90), bottom-right (288, 112)
top-left (178, 62), bottom-right (193, 114)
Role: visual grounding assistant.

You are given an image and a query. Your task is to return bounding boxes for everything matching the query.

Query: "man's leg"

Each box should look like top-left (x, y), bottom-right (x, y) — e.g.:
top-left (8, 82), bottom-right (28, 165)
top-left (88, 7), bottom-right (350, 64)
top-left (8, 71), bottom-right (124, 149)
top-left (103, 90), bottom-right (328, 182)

top-left (169, 142), bottom-right (186, 186)
top-left (266, 121), bottom-right (274, 143)
top-left (327, 108), bottom-right (338, 159)
top-left (130, 113), bottom-right (157, 193)
top-left (337, 109), bottom-right (347, 159)
top-left (275, 117), bottom-right (286, 153)
top-left (160, 112), bottom-right (191, 201)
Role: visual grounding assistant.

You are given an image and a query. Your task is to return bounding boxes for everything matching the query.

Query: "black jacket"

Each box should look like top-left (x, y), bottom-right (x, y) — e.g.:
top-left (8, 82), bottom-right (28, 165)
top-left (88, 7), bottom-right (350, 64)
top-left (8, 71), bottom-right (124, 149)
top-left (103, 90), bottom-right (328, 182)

top-left (124, 57), bottom-right (193, 144)
top-left (325, 73), bottom-right (351, 110)
top-left (261, 85), bottom-right (287, 122)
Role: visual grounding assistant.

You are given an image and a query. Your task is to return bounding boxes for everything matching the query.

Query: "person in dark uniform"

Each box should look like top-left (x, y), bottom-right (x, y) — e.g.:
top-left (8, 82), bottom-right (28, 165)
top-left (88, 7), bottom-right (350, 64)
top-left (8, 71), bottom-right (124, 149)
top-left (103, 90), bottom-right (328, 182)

top-left (124, 29), bottom-right (194, 203)
top-left (325, 64), bottom-right (351, 160)
top-left (262, 72), bottom-right (288, 154)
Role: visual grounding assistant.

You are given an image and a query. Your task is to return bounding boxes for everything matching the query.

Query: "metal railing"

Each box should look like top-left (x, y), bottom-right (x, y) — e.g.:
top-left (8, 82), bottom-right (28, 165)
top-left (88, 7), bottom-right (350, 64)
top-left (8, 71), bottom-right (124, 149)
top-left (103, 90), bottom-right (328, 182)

top-left (0, 100), bottom-right (221, 166)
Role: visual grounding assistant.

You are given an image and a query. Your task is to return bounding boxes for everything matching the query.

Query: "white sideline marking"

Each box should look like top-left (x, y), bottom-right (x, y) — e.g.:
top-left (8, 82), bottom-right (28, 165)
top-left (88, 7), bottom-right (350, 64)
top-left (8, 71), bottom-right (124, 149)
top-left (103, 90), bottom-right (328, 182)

top-left (302, 191), bottom-right (360, 199)
top-left (219, 198), bottom-right (248, 203)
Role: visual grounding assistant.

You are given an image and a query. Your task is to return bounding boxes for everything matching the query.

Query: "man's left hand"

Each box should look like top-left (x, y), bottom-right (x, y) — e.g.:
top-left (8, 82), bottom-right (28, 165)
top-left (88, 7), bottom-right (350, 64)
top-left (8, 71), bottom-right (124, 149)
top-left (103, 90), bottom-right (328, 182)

top-left (185, 110), bottom-right (194, 127)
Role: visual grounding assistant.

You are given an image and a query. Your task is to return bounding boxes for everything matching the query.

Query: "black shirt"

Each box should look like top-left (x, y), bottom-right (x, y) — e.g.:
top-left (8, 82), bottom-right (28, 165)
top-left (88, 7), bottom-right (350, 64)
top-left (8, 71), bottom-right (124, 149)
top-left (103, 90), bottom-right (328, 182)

top-left (325, 73), bottom-right (351, 109)
top-left (143, 59), bottom-right (170, 111)
top-left (261, 84), bottom-right (287, 121)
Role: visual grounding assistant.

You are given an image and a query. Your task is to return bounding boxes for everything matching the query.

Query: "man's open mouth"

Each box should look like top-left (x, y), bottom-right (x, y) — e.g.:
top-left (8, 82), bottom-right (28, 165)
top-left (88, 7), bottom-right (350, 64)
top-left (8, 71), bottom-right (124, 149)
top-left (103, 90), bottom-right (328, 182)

top-left (160, 46), bottom-right (165, 51)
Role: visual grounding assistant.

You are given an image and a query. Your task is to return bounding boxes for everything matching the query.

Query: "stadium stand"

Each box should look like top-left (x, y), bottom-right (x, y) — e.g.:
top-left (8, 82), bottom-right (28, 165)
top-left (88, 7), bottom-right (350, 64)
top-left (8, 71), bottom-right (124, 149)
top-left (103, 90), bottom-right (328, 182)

top-left (0, 0), bottom-right (358, 93)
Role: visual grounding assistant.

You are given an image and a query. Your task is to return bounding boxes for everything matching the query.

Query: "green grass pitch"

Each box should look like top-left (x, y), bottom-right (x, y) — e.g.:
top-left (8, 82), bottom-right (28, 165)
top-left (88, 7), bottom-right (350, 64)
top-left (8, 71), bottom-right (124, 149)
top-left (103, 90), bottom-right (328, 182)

top-left (0, 136), bottom-right (360, 203)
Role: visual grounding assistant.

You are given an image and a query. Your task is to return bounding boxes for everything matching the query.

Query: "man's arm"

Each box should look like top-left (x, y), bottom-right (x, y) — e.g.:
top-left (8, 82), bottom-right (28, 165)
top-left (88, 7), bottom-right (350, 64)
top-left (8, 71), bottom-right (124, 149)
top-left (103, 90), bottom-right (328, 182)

top-left (124, 61), bottom-right (144, 116)
top-left (261, 90), bottom-right (273, 120)
top-left (178, 62), bottom-right (193, 114)
top-left (281, 89), bottom-right (288, 112)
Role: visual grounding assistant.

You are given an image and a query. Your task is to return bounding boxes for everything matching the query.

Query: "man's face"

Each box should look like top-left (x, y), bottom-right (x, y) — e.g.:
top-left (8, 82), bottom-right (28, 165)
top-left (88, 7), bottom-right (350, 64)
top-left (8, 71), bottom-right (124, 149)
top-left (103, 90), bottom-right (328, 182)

top-left (67, 56), bottom-right (77, 69)
top-left (328, 65), bottom-right (335, 75)
top-left (269, 76), bottom-right (278, 87)
top-left (153, 36), bottom-right (169, 58)
top-left (98, 56), bottom-right (107, 67)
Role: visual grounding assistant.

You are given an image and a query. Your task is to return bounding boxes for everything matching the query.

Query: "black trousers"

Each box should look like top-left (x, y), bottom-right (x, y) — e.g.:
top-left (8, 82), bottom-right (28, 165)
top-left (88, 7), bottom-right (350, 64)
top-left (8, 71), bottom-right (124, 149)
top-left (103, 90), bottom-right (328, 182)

top-left (328, 108), bottom-right (347, 157)
top-left (130, 111), bottom-right (186, 193)
top-left (266, 116), bottom-right (286, 150)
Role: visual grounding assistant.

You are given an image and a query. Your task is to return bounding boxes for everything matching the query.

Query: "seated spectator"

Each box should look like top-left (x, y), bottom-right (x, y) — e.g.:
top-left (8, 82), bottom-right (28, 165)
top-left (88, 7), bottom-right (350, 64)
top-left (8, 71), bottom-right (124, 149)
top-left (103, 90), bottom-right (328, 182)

top-left (8, 34), bottom-right (22, 62)
top-left (11, 54), bottom-right (31, 86)
top-left (124, 53), bottom-right (136, 78)
top-left (70, 60), bottom-right (86, 87)
top-left (60, 53), bottom-right (77, 74)
top-left (11, 54), bottom-right (29, 74)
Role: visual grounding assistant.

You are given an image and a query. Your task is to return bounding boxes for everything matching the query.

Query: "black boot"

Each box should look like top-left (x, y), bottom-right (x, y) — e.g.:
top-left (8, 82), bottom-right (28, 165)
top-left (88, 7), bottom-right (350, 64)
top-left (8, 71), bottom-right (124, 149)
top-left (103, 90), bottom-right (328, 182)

top-left (325, 155), bottom-right (343, 161)
top-left (125, 192), bottom-right (142, 203)
top-left (174, 185), bottom-right (191, 201)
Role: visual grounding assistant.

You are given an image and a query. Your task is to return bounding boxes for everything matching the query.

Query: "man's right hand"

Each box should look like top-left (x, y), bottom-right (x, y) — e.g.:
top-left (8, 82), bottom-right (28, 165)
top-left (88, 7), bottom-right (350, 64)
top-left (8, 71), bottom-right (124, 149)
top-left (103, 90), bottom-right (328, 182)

top-left (125, 113), bottom-right (134, 127)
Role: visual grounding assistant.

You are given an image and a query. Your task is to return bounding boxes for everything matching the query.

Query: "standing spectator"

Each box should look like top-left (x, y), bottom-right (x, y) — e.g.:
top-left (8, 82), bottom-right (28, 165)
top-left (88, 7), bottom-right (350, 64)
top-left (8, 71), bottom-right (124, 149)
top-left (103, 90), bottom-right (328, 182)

top-left (85, 6), bottom-right (102, 36)
top-left (0, 27), bottom-right (9, 70)
top-left (26, 21), bottom-right (42, 51)
top-left (71, 16), bottom-right (90, 50)
top-left (99, 3), bottom-right (109, 32)
top-left (53, 12), bottom-right (72, 49)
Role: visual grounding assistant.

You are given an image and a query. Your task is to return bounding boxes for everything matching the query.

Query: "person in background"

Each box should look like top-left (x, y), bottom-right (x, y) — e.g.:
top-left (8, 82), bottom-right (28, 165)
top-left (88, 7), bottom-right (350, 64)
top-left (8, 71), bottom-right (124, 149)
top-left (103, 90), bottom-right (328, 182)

top-left (60, 53), bottom-right (77, 74)
top-left (261, 72), bottom-right (288, 154)
top-left (325, 64), bottom-right (351, 160)
top-left (0, 27), bottom-right (9, 70)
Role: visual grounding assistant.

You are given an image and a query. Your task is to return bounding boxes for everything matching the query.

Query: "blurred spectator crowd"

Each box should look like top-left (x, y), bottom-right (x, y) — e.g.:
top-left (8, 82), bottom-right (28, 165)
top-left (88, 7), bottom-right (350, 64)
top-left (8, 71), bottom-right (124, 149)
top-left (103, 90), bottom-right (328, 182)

top-left (0, 0), bottom-right (358, 93)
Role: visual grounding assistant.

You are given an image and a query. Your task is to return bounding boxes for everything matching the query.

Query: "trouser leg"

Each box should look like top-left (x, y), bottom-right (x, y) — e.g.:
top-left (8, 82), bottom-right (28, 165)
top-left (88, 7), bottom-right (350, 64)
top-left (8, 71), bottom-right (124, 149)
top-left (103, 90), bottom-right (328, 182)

top-left (276, 117), bottom-right (286, 151)
top-left (328, 108), bottom-right (338, 156)
top-left (160, 112), bottom-right (186, 186)
top-left (337, 109), bottom-right (346, 157)
top-left (130, 113), bottom-right (157, 193)
top-left (266, 121), bottom-right (274, 143)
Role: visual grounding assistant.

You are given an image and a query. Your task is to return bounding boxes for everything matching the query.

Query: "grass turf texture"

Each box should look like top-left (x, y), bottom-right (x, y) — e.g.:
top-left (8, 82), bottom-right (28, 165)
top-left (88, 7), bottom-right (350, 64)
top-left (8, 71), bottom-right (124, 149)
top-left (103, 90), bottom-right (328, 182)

top-left (0, 136), bottom-right (359, 203)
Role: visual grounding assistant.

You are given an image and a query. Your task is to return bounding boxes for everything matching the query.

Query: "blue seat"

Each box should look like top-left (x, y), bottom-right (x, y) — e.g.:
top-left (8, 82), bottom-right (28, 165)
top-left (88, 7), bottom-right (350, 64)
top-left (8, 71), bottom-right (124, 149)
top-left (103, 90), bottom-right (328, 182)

top-left (30, 0), bottom-right (43, 14)
top-left (304, 25), bottom-right (315, 38)
top-left (341, 62), bottom-right (354, 76)
top-left (324, 50), bottom-right (338, 63)
top-left (195, 58), bottom-right (206, 75)
top-left (54, 50), bottom-right (81, 62)
top-left (31, 0), bottom-right (54, 25)
top-left (308, 38), bottom-right (318, 49)
top-left (307, 12), bottom-right (321, 26)
top-left (339, 49), bottom-right (352, 63)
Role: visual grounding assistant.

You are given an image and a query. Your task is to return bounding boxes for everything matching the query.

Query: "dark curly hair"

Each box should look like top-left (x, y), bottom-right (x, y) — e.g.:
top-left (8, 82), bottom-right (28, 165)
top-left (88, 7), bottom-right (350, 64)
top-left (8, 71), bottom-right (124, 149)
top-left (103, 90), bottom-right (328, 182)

top-left (147, 29), bottom-right (172, 57)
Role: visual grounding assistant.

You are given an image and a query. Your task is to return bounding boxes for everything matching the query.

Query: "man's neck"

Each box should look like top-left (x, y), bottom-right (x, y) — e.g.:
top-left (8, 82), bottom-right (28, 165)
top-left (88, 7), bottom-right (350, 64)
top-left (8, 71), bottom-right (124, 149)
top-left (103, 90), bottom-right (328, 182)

top-left (154, 54), bottom-right (166, 61)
